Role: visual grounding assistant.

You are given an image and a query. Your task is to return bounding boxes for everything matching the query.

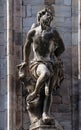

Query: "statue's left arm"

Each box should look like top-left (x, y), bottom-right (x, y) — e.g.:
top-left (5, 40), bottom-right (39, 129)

top-left (53, 29), bottom-right (65, 57)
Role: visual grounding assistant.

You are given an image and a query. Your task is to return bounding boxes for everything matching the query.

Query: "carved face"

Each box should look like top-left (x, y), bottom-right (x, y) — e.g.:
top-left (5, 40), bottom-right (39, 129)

top-left (37, 9), bottom-right (53, 28)
top-left (40, 11), bottom-right (52, 27)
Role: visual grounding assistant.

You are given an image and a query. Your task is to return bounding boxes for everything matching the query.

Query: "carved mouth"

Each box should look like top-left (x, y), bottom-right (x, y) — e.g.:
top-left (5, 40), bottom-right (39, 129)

top-left (43, 18), bottom-right (51, 26)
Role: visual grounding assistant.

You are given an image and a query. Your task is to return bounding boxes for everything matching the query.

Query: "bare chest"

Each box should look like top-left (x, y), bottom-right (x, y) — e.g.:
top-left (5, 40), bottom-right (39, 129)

top-left (33, 30), bottom-right (54, 45)
top-left (32, 30), bottom-right (56, 56)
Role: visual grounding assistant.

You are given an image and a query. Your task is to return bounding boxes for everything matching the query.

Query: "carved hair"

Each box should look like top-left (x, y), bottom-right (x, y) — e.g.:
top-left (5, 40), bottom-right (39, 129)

top-left (37, 8), bottom-right (53, 23)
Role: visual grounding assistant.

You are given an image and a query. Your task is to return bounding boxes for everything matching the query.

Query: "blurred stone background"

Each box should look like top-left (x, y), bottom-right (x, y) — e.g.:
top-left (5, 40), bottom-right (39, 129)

top-left (0, 0), bottom-right (81, 130)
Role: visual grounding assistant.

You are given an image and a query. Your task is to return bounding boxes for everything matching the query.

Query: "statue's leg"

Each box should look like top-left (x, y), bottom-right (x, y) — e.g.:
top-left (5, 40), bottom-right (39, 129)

top-left (42, 80), bottom-right (53, 123)
top-left (27, 64), bottom-right (50, 101)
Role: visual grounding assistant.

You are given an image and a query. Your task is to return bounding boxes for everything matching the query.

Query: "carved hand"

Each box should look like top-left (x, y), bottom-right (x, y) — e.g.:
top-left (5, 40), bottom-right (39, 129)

top-left (17, 61), bottom-right (29, 79)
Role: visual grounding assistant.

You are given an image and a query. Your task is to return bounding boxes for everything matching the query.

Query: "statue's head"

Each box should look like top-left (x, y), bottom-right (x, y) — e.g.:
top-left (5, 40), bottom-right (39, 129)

top-left (37, 8), bottom-right (53, 28)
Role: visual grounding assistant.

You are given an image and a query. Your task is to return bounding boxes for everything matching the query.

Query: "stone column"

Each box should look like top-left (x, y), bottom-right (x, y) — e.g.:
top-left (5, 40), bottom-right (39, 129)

top-left (78, 0), bottom-right (81, 129)
top-left (13, 0), bottom-right (23, 129)
top-left (7, 0), bottom-right (16, 130)
top-left (0, 0), bottom-right (7, 129)
top-left (72, 0), bottom-right (80, 129)
top-left (7, 0), bottom-right (23, 129)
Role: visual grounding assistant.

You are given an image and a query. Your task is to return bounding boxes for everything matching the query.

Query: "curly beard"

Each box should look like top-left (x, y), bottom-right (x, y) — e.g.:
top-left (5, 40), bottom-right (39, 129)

top-left (41, 17), bottom-right (51, 30)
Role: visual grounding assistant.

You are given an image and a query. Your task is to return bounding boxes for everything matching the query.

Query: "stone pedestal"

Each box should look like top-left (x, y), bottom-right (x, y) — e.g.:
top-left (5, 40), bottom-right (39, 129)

top-left (30, 125), bottom-right (57, 130)
top-left (30, 119), bottom-right (64, 130)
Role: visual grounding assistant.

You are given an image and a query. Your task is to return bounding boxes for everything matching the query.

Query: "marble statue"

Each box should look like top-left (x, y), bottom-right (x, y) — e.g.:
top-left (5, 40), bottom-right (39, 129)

top-left (17, 8), bottom-right (65, 128)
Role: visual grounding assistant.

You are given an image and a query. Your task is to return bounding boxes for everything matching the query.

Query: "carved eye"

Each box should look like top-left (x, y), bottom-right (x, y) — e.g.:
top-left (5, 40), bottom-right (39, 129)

top-left (47, 13), bottom-right (50, 16)
top-left (42, 11), bottom-right (45, 15)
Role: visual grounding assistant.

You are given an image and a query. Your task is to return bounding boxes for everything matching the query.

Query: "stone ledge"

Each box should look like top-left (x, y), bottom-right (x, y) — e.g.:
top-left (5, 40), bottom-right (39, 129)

top-left (30, 125), bottom-right (56, 130)
top-left (30, 119), bottom-right (64, 130)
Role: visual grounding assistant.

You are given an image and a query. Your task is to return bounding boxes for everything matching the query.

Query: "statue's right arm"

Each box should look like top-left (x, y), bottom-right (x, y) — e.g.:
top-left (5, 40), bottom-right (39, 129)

top-left (53, 29), bottom-right (65, 57)
top-left (23, 30), bottom-right (35, 65)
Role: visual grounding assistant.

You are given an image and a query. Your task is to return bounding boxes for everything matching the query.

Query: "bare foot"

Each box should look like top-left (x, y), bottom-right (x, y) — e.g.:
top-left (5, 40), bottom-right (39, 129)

top-left (42, 113), bottom-right (53, 124)
top-left (27, 91), bottom-right (37, 101)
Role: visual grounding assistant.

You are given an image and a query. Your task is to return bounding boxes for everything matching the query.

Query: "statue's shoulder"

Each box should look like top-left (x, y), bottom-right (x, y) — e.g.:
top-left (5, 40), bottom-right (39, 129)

top-left (52, 27), bottom-right (61, 37)
top-left (31, 23), bottom-right (39, 29)
top-left (27, 28), bottom-right (36, 39)
top-left (27, 23), bottom-right (40, 38)
top-left (52, 27), bottom-right (57, 33)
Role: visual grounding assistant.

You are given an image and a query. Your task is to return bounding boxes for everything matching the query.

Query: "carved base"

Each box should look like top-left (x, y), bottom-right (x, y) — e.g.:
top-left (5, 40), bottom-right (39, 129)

top-left (30, 125), bottom-right (57, 130)
top-left (29, 119), bottom-right (64, 130)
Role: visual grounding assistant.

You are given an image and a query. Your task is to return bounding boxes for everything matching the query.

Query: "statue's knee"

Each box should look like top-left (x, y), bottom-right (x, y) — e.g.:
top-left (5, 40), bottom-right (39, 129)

top-left (42, 71), bottom-right (50, 79)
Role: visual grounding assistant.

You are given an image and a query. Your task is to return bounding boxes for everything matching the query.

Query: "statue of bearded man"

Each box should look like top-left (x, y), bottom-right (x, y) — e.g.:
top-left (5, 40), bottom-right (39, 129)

top-left (18, 8), bottom-right (65, 124)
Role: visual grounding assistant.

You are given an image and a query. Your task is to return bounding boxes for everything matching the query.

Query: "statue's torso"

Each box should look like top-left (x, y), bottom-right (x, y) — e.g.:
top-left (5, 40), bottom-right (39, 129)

top-left (31, 26), bottom-right (56, 61)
